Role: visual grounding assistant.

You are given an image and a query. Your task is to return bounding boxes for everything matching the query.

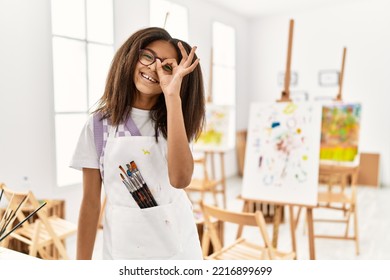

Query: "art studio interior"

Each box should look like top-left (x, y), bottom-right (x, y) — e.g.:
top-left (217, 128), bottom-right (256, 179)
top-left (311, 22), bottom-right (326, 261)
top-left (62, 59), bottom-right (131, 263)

top-left (1, 0), bottom-right (389, 260)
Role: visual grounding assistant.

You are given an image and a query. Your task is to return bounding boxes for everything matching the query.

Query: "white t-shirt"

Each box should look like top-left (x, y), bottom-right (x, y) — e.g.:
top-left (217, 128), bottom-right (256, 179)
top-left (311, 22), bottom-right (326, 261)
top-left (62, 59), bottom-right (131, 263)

top-left (70, 108), bottom-right (155, 171)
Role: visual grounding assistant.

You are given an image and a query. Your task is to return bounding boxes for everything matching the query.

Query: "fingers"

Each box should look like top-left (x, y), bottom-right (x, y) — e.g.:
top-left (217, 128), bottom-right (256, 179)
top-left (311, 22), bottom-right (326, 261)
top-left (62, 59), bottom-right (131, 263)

top-left (180, 58), bottom-right (200, 76)
top-left (156, 58), bottom-right (178, 78)
top-left (178, 41), bottom-right (197, 68)
top-left (162, 58), bottom-right (178, 68)
top-left (178, 41), bottom-right (188, 64)
top-left (156, 42), bottom-right (200, 80)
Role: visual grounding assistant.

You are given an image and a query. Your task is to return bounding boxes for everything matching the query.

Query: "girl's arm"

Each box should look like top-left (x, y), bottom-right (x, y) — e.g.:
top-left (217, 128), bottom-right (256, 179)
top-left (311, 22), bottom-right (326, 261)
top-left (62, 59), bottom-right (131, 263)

top-left (76, 168), bottom-right (102, 259)
top-left (165, 95), bottom-right (193, 188)
top-left (157, 42), bottom-right (200, 188)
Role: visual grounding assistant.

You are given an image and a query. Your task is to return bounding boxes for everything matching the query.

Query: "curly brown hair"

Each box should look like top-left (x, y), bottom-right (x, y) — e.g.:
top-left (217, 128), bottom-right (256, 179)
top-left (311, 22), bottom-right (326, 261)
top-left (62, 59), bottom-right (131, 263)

top-left (94, 27), bottom-right (205, 142)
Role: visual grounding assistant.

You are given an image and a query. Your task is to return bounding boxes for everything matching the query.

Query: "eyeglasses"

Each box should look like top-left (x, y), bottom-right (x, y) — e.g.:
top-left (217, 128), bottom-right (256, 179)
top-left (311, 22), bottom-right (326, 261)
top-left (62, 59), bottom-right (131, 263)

top-left (138, 49), bottom-right (173, 73)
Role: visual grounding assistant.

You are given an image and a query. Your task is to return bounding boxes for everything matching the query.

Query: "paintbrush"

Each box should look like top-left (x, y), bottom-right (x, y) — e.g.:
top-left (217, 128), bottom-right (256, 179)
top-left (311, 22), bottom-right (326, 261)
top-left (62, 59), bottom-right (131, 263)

top-left (128, 168), bottom-right (157, 207)
top-left (128, 176), bottom-right (154, 208)
top-left (120, 173), bottom-right (146, 208)
top-left (0, 189), bottom-right (3, 204)
top-left (120, 166), bottom-right (150, 208)
top-left (130, 161), bottom-right (158, 207)
top-left (126, 169), bottom-right (155, 207)
top-left (0, 195), bottom-right (28, 237)
top-left (0, 210), bottom-right (13, 237)
top-left (124, 165), bottom-right (155, 208)
top-left (0, 198), bottom-right (14, 237)
top-left (130, 161), bottom-right (146, 184)
top-left (0, 202), bottom-right (47, 242)
top-left (119, 165), bottom-right (128, 178)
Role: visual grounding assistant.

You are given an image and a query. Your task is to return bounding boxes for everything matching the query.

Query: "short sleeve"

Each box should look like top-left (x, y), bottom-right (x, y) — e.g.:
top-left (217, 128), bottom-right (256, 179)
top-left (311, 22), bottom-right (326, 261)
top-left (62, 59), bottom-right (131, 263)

top-left (69, 116), bottom-right (100, 171)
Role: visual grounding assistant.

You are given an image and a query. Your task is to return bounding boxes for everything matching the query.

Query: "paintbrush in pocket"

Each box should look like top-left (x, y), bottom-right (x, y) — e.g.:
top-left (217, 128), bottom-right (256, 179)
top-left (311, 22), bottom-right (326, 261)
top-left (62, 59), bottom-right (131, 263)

top-left (119, 173), bottom-right (147, 208)
top-left (129, 161), bottom-right (158, 207)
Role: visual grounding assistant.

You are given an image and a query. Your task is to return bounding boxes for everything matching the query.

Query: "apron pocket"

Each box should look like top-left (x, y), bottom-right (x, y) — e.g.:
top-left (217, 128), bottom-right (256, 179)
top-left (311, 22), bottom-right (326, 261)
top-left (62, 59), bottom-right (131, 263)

top-left (111, 201), bottom-right (181, 259)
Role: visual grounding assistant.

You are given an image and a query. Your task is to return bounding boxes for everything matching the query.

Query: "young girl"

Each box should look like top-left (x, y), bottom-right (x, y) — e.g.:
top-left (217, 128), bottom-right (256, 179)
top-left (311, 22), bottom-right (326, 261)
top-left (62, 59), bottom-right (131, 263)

top-left (70, 27), bottom-right (205, 260)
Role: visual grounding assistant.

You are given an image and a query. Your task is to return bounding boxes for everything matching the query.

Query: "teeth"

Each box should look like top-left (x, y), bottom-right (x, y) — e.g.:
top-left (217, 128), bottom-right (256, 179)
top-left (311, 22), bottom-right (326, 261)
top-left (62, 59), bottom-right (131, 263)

top-left (141, 73), bottom-right (158, 83)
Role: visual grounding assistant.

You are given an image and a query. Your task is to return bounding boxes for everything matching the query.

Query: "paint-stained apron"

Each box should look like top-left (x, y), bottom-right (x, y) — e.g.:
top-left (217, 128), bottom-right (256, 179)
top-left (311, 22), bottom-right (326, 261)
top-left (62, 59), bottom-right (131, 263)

top-left (101, 120), bottom-right (202, 259)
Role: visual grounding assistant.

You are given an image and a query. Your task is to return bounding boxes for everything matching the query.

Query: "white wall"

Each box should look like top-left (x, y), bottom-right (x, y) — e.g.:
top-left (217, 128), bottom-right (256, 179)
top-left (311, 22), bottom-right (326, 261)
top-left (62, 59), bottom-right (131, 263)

top-left (249, 0), bottom-right (390, 186)
top-left (0, 0), bottom-right (84, 222)
top-left (0, 0), bottom-right (250, 224)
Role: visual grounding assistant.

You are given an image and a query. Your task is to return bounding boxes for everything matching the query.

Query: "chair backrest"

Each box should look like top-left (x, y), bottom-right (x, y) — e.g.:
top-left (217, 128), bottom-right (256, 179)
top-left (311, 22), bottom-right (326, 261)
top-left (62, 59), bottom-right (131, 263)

top-left (254, 210), bottom-right (274, 253)
top-left (200, 202), bottom-right (266, 252)
top-left (0, 183), bottom-right (30, 245)
top-left (201, 201), bottom-right (259, 226)
top-left (0, 183), bottom-right (74, 259)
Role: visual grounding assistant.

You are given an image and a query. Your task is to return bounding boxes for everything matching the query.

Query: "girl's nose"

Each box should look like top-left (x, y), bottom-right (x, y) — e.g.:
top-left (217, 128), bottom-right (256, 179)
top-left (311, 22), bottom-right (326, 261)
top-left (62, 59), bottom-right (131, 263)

top-left (148, 59), bottom-right (160, 71)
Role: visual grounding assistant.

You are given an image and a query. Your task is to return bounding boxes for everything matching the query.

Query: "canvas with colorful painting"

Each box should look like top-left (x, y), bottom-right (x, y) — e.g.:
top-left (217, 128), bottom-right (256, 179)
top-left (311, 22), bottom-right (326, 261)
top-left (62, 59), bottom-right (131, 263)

top-left (194, 104), bottom-right (235, 152)
top-left (242, 102), bottom-right (322, 206)
top-left (320, 103), bottom-right (361, 163)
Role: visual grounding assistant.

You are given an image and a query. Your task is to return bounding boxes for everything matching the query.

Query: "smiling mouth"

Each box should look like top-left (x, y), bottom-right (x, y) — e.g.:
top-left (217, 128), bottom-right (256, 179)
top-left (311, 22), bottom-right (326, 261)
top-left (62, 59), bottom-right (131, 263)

top-left (141, 72), bottom-right (159, 83)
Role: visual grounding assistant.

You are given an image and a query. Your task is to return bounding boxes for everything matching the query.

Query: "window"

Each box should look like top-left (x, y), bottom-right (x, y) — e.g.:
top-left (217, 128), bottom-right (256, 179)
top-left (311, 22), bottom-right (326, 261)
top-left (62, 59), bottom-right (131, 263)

top-left (212, 22), bottom-right (236, 106)
top-left (150, 0), bottom-right (189, 41)
top-left (211, 22), bottom-right (236, 148)
top-left (51, 0), bottom-right (114, 187)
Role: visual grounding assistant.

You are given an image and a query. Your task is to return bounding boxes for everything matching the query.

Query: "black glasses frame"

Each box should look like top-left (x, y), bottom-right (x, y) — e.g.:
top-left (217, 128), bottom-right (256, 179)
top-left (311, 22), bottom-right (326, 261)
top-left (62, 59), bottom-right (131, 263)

top-left (138, 49), bottom-right (174, 72)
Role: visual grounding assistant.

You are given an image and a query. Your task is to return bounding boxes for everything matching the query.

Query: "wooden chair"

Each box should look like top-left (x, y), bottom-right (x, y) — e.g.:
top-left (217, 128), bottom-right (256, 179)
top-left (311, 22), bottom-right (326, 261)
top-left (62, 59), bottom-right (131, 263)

top-left (0, 184), bottom-right (30, 248)
top-left (200, 202), bottom-right (295, 260)
top-left (186, 151), bottom-right (227, 209)
top-left (313, 164), bottom-right (360, 255)
top-left (0, 183), bottom-right (77, 259)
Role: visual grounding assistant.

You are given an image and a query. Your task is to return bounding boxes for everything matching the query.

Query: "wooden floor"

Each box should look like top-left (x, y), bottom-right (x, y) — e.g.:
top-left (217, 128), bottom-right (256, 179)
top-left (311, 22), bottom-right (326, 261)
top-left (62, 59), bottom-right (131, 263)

top-left (67, 175), bottom-right (390, 260)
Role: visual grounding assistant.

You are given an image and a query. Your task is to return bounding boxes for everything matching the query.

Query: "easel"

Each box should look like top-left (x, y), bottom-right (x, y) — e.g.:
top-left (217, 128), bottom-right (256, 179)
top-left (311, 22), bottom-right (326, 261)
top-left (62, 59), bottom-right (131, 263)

top-left (238, 198), bottom-right (315, 259)
top-left (335, 47), bottom-right (347, 101)
top-left (240, 19), bottom-right (317, 259)
top-left (314, 47), bottom-right (360, 254)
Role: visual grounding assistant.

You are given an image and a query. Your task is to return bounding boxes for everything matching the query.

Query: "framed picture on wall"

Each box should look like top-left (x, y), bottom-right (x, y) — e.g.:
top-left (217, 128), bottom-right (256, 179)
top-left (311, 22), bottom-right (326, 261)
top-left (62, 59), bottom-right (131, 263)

top-left (318, 70), bottom-right (339, 87)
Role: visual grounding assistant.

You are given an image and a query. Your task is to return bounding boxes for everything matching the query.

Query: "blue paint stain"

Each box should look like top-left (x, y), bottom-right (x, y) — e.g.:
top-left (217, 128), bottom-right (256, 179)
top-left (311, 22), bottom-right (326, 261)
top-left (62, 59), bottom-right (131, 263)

top-left (271, 122), bottom-right (280, 128)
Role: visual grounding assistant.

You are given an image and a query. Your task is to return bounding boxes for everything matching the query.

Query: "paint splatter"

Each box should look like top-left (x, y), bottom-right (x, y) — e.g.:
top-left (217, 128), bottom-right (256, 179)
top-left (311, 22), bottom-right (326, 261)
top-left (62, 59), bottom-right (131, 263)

top-left (283, 103), bottom-right (298, 114)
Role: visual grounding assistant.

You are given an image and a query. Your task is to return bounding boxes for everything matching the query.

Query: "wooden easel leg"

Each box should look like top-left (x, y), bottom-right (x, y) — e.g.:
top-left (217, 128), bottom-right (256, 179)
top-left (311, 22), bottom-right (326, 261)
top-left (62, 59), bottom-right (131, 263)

top-left (294, 206), bottom-right (302, 230)
top-left (272, 205), bottom-right (282, 248)
top-left (353, 204), bottom-right (360, 255)
top-left (219, 152), bottom-right (227, 209)
top-left (306, 207), bottom-right (316, 260)
top-left (344, 210), bottom-right (351, 237)
top-left (210, 152), bottom-right (216, 181)
top-left (289, 205), bottom-right (297, 259)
